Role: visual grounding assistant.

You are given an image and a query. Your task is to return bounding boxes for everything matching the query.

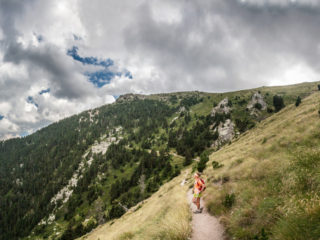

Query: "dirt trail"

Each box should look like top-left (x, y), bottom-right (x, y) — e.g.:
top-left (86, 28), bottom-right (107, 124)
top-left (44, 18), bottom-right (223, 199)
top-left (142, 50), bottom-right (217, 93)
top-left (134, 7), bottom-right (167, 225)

top-left (187, 189), bottom-right (225, 240)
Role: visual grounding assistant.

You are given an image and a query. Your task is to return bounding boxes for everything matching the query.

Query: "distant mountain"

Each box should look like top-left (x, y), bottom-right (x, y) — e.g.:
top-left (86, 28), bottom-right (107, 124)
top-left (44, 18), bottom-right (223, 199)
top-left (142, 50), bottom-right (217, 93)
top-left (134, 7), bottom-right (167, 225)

top-left (0, 81), bottom-right (318, 240)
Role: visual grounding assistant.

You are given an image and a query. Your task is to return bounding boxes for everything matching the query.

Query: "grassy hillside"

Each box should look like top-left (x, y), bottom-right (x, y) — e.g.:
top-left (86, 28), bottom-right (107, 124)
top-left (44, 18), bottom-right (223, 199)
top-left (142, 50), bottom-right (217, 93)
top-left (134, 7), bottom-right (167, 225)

top-left (78, 171), bottom-right (191, 240)
top-left (203, 91), bottom-right (320, 239)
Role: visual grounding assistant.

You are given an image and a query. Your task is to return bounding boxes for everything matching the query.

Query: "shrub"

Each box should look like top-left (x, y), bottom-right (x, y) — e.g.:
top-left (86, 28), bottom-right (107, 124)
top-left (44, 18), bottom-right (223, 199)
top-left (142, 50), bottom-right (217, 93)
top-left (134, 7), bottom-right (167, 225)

top-left (223, 193), bottom-right (236, 209)
top-left (273, 95), bottom-right (285, 112)
top-left (107, 204), bottom-right (126, 220)
top-left (238, 99), bottom-right (247, 106)
top-left (197, 152), bottom-right (209, 172)
top-left (267, 107), bottom-right (273, 113)
top-left (84, 218), bottom-right (97, 233)
top-left (295, 96), bottom-right (301, 107)
top-left (235, 118), bottom-right (255, 133)
top-left (254, 102), bottom-right (263, 110)
top-left (318, 84), bottom-right (320, 91)
top-left (212, 161), bottom-right (223, 169)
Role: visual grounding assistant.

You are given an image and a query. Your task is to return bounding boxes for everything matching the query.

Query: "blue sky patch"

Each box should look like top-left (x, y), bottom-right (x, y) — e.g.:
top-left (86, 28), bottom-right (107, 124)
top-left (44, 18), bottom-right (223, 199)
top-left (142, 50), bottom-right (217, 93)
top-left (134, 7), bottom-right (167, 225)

top-left (67, 46), bottom-right (132, 88)
top-left (67, 46), bottom-right (114, 67)
top-left (27, 96), bottom-right (39, 108)
top-left (20, 131), bottom-right (29, 137)
top-left (0, 115), bottom-right (4, 120)
top-left (37, 35), bottom-right (43, 42)
top-left (39, 88), bottom-right (50, 95)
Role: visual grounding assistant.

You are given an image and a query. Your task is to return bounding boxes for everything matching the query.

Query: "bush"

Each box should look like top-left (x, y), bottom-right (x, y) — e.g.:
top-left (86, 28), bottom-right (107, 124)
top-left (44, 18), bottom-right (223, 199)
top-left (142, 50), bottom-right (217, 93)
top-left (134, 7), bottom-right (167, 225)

top-left (254, 102), bottom-right (263, 110)
top-left (267, 107), bottom-right (273, 113)
top-left (235, 118), bottom-right (256, 133)
top-left (197, 152), bottom-right (209, 172)
top-left (212, 161), bottom-right (223, 169)
top-left (107, 204), bottom-right (126, 220)
top-left (223, 193), bottom-right (236, 209)
top-left (273, 95), bottom-right (285, 112)
top-left (318, 84), bottom-right (320, 91)
top-left (295, 96), bottom-right (301, 107)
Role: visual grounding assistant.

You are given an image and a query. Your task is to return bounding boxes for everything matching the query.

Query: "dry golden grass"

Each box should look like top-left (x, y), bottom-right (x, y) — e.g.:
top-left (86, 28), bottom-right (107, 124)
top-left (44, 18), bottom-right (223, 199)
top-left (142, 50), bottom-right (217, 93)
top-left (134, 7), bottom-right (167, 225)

top-left (203, 91), bottom-right (320, 238)
top-left (77, 171), bottom-right (191, 240)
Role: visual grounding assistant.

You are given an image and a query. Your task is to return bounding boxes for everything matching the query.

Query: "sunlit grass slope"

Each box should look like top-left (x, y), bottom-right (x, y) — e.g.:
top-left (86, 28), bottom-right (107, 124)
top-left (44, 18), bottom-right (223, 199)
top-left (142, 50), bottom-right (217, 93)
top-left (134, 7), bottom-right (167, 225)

top-left (78, 171), bottom-right (191, 240)
top-left (203, 91), bottom-right (320, 239)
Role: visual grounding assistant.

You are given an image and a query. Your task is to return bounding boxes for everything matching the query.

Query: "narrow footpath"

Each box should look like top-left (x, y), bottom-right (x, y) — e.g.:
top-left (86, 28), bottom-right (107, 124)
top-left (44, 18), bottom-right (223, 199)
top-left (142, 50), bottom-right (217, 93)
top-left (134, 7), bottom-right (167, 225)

top-left (187, 189), bottom-right (225, 240)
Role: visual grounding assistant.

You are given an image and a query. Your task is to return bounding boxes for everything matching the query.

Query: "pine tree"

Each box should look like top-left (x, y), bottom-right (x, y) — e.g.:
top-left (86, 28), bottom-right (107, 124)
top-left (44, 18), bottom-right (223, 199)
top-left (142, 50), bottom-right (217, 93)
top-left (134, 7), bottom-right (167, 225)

top-left (295, 96), bottom-right (301, 107)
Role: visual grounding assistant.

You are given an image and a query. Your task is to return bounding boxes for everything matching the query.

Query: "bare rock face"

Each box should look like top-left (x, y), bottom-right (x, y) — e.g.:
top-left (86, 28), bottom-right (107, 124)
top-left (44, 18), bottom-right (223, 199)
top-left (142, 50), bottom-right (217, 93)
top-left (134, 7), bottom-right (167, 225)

top-left (179, 106), bottom-right (186, 113)
top-left (211, 98), bottom-right (231, 116)
top-left (217, 119), bottom-right (235, 143)
top-left (210, 98), bottom-right (235, 146)
top-left (247, 92), bottom-right (267, 112)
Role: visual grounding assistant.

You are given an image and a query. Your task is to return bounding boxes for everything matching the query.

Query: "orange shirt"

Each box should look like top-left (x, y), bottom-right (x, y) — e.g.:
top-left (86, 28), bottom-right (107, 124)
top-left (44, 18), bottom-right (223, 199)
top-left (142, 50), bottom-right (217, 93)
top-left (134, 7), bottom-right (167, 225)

top-left (194, 178), bottom-right (205, 194)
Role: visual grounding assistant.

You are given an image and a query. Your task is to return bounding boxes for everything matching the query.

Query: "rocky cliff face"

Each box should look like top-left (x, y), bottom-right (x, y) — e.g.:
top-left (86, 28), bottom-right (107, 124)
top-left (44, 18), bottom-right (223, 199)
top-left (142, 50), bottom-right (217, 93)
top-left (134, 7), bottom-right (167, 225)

top-left (211, 98), bottom-right (235, 146)
top-left (217, 119), bottom-right (235, 143)
top-left (247, 92), bottom-right (267, 116)
top-left (211, 97), bottom-right (231, 116)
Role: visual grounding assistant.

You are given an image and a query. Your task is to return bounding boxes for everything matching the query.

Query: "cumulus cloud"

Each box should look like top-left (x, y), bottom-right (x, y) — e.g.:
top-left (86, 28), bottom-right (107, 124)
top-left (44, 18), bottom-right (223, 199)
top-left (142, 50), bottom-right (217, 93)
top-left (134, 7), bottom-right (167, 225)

top-left (0, 0), bottom-right (320, 139)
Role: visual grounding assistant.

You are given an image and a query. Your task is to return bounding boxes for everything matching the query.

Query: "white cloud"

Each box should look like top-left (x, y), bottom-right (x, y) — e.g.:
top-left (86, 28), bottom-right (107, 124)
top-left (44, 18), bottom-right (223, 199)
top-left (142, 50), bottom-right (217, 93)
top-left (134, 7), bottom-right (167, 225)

top-left (0, 117), bottom-right (19, 133)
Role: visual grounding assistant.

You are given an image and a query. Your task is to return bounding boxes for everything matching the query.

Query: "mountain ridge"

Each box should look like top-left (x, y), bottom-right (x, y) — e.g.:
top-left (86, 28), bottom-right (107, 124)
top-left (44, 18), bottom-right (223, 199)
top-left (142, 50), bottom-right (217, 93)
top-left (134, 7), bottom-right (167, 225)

top-left (1, 81), bottom-right (319, 240)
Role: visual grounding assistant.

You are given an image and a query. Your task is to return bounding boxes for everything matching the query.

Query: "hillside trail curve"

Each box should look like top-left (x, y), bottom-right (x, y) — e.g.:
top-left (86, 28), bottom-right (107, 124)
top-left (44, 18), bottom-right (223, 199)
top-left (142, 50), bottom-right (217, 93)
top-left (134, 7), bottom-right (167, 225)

top-left (187, 189), bottom-right (225, 240)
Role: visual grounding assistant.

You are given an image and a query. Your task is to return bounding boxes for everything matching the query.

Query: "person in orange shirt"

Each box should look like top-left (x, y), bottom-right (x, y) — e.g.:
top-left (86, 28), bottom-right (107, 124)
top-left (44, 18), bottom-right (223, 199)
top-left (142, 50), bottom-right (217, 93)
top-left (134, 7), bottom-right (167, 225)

top-left (192, 172), bottom-right (206, 213)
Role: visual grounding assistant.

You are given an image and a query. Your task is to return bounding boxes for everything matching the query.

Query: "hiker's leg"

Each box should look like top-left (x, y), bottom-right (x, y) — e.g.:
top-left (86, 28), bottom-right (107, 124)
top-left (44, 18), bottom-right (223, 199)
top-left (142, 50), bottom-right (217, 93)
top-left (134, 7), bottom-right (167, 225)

top-left (192, 197), bottom-right (197, 205)
top-left (196, 197), bottom-right (200, 209)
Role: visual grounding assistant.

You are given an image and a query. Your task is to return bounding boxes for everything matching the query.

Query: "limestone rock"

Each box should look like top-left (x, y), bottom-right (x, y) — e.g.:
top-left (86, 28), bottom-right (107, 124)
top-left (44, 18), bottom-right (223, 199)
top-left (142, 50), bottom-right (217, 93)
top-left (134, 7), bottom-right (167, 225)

top-left (247, 92), bottom-right (267, 112)
top-left (217, 119), bottom-right (235, 143)
top-left (211, 98), bottom-right (231, 116)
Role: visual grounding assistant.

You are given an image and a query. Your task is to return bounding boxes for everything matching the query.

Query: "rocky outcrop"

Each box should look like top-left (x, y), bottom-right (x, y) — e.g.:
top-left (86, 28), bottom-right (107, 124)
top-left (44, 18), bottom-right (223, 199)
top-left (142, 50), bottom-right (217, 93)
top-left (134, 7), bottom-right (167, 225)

top-left (217, 119), bottom-right (235, 143)
top-left (211, 119), bottom-right (235, 148)
top-left (247, 92), bottom-right (267, 115)
top-left (210, 98), bottom-right (235, 146)
top-left (211, 98), bottom-right (231, 116)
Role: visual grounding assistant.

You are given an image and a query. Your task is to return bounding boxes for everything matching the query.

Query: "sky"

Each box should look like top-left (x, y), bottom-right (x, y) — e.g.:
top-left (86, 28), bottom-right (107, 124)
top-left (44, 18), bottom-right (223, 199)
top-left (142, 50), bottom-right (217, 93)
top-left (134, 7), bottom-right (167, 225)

top-left (0, 0), bottom-right (320, 140)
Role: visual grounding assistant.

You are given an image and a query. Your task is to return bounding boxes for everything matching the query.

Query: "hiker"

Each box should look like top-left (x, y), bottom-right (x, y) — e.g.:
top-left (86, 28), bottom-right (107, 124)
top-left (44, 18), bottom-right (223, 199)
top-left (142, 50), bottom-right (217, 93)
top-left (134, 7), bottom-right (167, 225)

top-left (192, 172), bottom-right (206, 213)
